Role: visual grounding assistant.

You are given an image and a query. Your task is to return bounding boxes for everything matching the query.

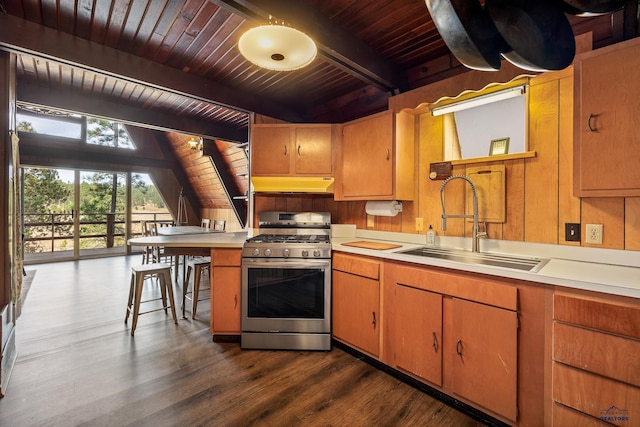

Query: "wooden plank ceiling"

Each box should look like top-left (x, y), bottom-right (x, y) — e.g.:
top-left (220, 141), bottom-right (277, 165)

top-left (0, 0), bottom-right (637, 213)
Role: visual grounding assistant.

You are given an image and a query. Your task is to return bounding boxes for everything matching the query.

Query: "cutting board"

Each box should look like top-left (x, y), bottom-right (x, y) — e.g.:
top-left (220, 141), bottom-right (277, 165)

top-left (342, 241), bottom-right (403, 250)
top-left (466, 164), bottom-right (506, 223)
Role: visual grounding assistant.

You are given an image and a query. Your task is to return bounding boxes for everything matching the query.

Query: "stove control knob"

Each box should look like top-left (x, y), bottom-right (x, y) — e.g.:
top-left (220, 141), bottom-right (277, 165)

top-left (313, 249), bottom-right (321, 257)
top-left (252, 248), bottom-right (260, 256)
top-left (301, 249), bottom-right (309, 258)
top-left (283, 249), bottom-right (290, 258)
top-left (264, 249), bottom-right (272, 256)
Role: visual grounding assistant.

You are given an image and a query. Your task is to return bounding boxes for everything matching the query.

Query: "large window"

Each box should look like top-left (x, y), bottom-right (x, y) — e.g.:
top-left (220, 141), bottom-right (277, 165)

top-left (16, 103), bottom-right (136, 150)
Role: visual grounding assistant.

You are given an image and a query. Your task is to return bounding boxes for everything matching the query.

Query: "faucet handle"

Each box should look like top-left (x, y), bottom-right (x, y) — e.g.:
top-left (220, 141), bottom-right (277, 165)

top-left (476, 221), bottom-right (488, 238)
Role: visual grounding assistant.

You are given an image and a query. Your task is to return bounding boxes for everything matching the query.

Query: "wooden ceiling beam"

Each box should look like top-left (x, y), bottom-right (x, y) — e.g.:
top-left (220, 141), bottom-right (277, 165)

top-left (17, 82), bottom-right (248, 143)
top-left (0, 13), bottom-right (302, 123)
top-left (211, 0), bottom-right (407, 92)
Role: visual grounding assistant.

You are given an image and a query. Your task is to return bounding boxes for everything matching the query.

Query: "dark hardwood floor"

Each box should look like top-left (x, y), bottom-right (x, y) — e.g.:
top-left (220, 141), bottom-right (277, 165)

top-left (0, 255), bottom-right (486, 426)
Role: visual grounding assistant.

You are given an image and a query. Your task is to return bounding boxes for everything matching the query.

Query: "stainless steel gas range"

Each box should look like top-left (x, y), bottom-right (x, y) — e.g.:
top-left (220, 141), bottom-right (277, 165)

top-left (241, 212), bottom-right (331, 351)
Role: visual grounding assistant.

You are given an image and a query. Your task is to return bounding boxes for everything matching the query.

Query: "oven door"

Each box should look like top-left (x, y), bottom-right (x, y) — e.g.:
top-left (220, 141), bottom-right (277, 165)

top-left (241, 258), bottom-right (331, 334)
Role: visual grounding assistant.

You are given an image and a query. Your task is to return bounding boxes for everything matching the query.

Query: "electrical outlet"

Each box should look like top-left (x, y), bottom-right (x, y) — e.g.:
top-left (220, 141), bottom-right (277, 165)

top-left (565, 223), bottom-right (580, 242)
top-left (366, 214), bottom-right (375, 228)
top-left (415, 217), bottom-right (424, 232)
top-left (586, 223), bottom-right (603, 244)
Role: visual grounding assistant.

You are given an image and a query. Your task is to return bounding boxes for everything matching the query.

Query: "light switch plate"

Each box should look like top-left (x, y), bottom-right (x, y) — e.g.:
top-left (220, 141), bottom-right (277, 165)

top-left (565, 223), bottom-right (580, 242)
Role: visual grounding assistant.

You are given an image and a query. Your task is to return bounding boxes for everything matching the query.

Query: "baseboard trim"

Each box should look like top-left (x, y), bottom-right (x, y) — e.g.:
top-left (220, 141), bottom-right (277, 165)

top-left (1, 326), bottom-right (17, 398)
top-left (332, 340), bottom-right (509, 427)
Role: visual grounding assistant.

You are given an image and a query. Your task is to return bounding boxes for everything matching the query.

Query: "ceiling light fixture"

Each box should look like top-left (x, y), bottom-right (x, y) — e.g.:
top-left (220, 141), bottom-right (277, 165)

top-left (431, 86), bottom-right (526, 116)
top-left (187, 136), bottom-right (203, 152)
top-left (238, 20), bottom-right (317, 71)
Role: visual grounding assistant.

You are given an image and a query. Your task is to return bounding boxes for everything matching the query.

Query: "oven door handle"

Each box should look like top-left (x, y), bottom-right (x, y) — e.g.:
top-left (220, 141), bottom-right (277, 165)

top-left (242, 259), bottom-right (330, 269)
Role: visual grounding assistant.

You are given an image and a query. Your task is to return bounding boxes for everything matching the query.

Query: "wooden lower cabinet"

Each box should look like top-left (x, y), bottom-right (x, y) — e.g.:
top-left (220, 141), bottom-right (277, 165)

top-left (394, 284), bottom-right (442, 386)
top-left (210, 248), bottom-right (241, 336)
top-left (449, 298), bottom-right (518, 421)
top-left (332, 253), bottom-right (381, 357)
top-left (552, 292), bottom-right (640, 426)
top-left (381, 261), bottom-right (523, 424)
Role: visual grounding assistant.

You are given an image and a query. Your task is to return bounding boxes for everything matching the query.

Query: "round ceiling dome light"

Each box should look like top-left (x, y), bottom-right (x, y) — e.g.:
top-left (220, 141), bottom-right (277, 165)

top-left (238, 24), bottom-right (317, 71)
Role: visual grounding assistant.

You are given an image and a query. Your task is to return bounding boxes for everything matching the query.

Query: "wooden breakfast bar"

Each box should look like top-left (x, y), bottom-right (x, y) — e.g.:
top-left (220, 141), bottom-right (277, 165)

top-left (127, 230), bottom-right (248, 337)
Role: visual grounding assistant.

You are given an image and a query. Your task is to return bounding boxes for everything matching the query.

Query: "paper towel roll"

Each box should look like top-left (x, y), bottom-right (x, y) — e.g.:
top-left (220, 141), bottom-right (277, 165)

top-left (365, 200), bottom-right (403, 217)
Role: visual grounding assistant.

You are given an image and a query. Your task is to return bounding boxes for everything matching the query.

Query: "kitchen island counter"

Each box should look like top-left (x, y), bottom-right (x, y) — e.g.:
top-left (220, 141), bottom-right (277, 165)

top-left (127, 231), bottom-right (249, 249)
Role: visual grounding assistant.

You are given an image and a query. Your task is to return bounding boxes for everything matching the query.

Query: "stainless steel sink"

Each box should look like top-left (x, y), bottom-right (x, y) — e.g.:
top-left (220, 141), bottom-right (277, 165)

top-left (396, 247), bottom-right (549, 272)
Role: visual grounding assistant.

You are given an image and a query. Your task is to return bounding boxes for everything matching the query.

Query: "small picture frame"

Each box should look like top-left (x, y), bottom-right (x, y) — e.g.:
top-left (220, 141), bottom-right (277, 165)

top-left (489, 137), bottom-right (510, 156)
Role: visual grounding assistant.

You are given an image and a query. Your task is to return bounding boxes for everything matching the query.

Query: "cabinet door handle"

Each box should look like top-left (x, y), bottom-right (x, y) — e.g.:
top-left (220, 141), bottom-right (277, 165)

top-left (297, 145), bottom-right (301, 156)
top-left (234, 294), bottom-right (238, 309)
top-left (371, 311), bottom-right (376, 328)
top-left (587, 113), bottom-right (597, 132)
top-left (432, 332), bottom-right (438, 352)
top-left (385, 148), bottom-right (390, 160)
top-left (284, 145), bottom-right (287, 155)
top-left (456, 339), bottom-right (463, 356)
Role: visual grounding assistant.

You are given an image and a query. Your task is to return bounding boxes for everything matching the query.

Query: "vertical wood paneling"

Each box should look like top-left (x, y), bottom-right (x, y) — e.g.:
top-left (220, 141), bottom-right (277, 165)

top-left (525, 79), bottom-right (560, 244)
top-left (557, 74), bottom-right (581, 246)
top-left (251, 70), bottom-right (638, 256)
top-left (626, 198), bottom-right (640, 251)
top-left (581, 198), bottom-right (625, 249)
top-left (502, 159), bottom-right (524, 241)
top-left (419, 113), bottom-right (444, 236)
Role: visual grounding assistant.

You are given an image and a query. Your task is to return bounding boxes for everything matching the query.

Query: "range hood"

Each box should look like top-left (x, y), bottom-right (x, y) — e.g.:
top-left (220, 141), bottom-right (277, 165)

top-left (251, 176), bottom-right (335, 194)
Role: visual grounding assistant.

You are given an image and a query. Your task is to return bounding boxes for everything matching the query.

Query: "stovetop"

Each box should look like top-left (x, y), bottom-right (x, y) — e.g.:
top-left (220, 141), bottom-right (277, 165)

top-left (246, 234), bottom-right (330, 244)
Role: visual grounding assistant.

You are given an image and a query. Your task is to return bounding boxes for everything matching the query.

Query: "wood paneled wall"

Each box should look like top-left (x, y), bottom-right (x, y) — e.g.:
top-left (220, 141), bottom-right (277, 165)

top-left (254, 66), bottom-right (640, 252)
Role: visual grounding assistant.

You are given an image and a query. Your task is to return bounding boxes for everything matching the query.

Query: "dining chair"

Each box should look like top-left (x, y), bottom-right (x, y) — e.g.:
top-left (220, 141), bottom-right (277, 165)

top-left (213, 220), bottom-right (226, 231)
top-left (201, 218), bottom-right (211, 229)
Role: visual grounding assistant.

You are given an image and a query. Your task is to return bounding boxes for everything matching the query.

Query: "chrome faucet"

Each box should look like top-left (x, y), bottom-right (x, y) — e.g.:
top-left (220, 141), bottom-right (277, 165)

top-left (439, 175), bottom-right (486, 253)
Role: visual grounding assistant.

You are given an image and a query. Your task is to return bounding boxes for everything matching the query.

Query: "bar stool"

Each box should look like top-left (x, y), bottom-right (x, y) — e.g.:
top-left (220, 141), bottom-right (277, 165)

top-left (182, 257), bottom-right (211, 319)
top-left (125, 263), bottom-right (178, 336)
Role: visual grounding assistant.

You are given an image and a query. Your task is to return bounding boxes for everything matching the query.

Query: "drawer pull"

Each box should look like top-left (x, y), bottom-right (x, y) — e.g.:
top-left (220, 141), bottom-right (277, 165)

top-left (587, 113), bottom-right (598, 132)
top-left (372, 311), bottom-right (376, 328)
top-left (456, 339), bottom-right (463, 356)
top-left (432, 332), bottom-right (439, 352)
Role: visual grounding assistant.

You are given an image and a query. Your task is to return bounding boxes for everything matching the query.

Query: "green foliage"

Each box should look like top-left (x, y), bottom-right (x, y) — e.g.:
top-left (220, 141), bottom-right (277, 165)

top-left (87, 117), bottom-right (133, 148)
top-left (23, 168), bottom-right (167, 254)
top-left (17, 121), bottom-right (36, 133)
top-left (23, 168), bottom-right (71, 214)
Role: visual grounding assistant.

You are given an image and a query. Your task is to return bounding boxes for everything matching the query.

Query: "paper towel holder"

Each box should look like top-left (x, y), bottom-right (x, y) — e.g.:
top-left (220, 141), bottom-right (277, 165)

top-left (365, 200), bottom-right (403, 217)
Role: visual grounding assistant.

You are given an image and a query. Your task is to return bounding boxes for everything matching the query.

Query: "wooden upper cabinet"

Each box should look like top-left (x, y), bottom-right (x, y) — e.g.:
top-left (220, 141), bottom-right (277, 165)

top-left (574, 37), bottom-right (640, 197)
top-left (251, 124), bottom-right (333, 176)
top-left (336, 110), bottom-right (415, 200)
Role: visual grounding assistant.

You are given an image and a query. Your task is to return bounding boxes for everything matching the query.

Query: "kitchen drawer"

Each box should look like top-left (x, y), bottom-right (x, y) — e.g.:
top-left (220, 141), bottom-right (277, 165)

top-left (553, 403), bottom-right (611, 427)
top-left (211, 248), bottom-right (241, 266)
top-left (553, 362), bottom-right (639, 426)
top-left (554, 322), bottom-right (640, 386)
top-left (333, 253), bottom-right (380, 280)
top-left (554, 295), bottom-right (640, 339)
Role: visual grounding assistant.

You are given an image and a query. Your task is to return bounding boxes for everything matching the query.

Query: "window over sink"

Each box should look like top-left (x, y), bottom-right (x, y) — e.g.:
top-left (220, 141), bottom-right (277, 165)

top-left (432, 82), bottom-right (529, 162)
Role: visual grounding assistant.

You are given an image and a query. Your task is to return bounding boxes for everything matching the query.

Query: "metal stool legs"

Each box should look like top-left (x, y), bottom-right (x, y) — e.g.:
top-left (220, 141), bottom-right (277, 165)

top-left (125, 263), bottom-right (178, 336)
top-left (182, 258), bottom-right (210, 319)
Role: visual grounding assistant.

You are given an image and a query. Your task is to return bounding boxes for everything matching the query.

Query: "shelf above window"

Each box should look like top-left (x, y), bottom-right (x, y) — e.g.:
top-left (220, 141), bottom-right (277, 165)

top-left (450, 151), bottom-right (536, 166)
